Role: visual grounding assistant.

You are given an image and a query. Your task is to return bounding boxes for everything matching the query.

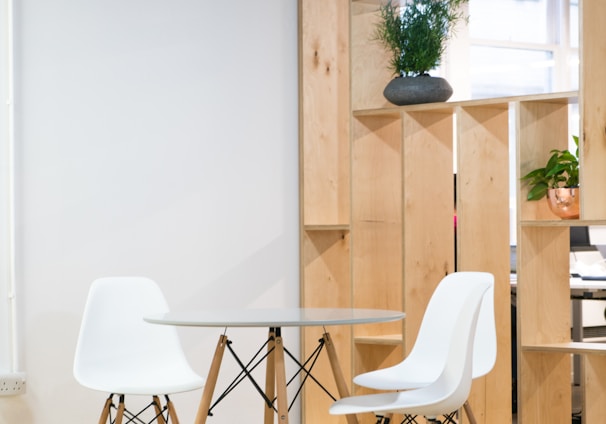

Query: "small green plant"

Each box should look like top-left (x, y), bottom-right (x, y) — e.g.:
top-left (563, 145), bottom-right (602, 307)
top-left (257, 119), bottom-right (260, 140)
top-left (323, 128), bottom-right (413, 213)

top-left (520, 135), bottom-right (580, 201)
top-left (374, 0), bottom-right (468, 77)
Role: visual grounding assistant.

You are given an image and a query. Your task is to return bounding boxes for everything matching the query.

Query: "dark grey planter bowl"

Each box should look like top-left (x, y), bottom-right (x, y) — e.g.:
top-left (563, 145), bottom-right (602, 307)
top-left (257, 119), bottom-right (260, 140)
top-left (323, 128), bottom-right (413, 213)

top-left (383, 75), bottom-right (453, 106)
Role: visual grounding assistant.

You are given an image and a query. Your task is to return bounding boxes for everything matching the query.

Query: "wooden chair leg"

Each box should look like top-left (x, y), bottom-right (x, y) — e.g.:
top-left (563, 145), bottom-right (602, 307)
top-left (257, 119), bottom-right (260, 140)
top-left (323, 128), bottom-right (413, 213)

top-left (153, 395), bottom-right (167, 424)
top-left (462, 401), bottom-right (477, 424)
top-left (166, 397), bottom-right (180, 424)
top-left (98, 395), bottom-right (113, 424)
top-left (115, 395), bottom-right (125, 424)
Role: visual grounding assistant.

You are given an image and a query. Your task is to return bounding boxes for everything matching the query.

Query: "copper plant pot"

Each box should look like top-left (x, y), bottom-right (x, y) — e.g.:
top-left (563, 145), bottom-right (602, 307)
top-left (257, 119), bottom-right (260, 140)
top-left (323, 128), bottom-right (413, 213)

top-left (546, 187), bottom-right (580, 219)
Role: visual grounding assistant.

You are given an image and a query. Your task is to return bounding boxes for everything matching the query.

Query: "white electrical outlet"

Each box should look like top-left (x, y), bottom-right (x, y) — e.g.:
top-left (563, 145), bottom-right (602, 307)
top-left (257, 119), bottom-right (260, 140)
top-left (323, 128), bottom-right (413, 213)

top-left (0, 372), bottom-right (26, 396)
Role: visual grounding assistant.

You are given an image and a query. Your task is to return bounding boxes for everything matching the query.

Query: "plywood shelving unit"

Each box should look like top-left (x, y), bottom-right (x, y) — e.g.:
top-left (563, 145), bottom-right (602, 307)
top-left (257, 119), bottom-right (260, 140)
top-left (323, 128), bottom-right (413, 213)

top-left (515, 3), bottom-right (606, 423)
top-left (300, 1), bottom-right (606, 424)
top-left (300, 2), bottom-right (512, 424)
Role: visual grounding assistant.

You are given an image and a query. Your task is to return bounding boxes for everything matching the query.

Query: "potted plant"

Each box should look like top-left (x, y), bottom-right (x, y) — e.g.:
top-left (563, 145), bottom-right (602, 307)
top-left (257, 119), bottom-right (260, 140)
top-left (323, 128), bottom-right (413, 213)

top-left (374, 0), bottom-right (468, 105)
top-left (520, 135), bottom-right (580, 219)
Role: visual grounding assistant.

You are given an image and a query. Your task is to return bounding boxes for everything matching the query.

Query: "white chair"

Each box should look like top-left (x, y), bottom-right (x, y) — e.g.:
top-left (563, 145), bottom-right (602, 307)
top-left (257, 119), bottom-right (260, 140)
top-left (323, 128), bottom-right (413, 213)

top-left (74, 277), bottom-right (206, 424)
top-left (353, 272), bottom-right (496, 424)
top-left (329, 273), bottom-right (491, 424)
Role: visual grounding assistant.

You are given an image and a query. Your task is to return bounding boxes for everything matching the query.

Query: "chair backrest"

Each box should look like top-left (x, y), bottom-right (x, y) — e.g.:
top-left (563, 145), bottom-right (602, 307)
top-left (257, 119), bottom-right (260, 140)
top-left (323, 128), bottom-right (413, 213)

top-left (414, 275), bottom-right (490, 416)
top-left (331, 275), bottom-right (490, 418)
top-left (472, 273), bottom-right (497, 378)
top-left (73, 276), bottom-right (190, 388)
top-left (403, 272), bottom-right (495, 381)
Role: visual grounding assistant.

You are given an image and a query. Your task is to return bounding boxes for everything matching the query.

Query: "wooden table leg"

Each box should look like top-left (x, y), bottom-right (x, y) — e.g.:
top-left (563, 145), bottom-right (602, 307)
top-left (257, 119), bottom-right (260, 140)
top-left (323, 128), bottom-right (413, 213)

top-left (264, 328), bottom-right (276, 424)
top-left (323, 332), bottom-right (359, 424)
top-left (195, 334), bottom-right (228, 424)
top-left (274, 329), bottom-right (289, 424)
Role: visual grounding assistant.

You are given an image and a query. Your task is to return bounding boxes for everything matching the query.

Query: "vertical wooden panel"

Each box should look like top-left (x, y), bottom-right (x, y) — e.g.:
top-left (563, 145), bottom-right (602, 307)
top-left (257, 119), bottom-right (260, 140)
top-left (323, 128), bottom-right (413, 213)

top-left (301, 230), bottom-right (351, 424)
top-left (519, 352), bottom-right (571, 424)
top-left (402, 110), bottom-right (454, 353)
top-left (518, 226), bottom-right (570, 345)
top-left (299, 1), bottom-right (351, 421)
top-left (351, 2), bottom-right (392, 110)
top-left (517, 226), bottom-right (571, 421)
top-left (584, 355), bottom-right (606, 423)
top-left (457, 104), bottom-right (511, 424)
top-left (302, 231), bottom-right (351, 309)
top-left (299, 0), bottom-right (350, 226)
top-left (351, 114), bottom-right (403, 338)
top-left (580, 0), bottom-right (606, 219)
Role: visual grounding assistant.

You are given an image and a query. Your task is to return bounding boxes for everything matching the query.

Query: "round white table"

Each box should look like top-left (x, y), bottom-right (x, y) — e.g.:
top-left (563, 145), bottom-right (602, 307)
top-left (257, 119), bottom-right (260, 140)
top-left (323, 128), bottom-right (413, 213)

top-left (145, 307), bottom-right (405, 424)
top-left (145, 307), bottom-right (405, 328)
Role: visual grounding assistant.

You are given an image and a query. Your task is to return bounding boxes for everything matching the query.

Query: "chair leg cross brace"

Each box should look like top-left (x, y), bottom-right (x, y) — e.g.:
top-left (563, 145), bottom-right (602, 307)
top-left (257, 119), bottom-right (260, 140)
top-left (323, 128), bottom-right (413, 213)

top-left (98, 394), bottom-right (178, 424)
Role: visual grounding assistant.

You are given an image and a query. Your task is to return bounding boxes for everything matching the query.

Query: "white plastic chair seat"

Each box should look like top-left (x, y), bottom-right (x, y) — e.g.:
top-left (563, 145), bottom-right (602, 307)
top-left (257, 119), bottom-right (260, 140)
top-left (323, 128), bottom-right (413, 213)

top-left (353, 272), bottom-right (496, 392)
top-left (330, 384), bottom-right (461, 417)
top-left (76, 358), bottom-right (205, 396)
top-left (74, 276), bottom-right (205, 423)
top-left (329, 274), bottom-right (491, 421)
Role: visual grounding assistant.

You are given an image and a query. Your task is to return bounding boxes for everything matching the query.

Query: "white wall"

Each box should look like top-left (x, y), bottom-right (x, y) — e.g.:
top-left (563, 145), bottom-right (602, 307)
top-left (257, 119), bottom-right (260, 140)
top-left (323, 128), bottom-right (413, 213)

top-left (0, 0), bottom-right (299, 423)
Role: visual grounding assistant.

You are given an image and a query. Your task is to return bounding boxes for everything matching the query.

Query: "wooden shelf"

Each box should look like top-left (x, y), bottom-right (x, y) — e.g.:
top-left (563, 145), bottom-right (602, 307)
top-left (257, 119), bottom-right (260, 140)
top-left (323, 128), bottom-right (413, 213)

top-left (353, 91), bottom-right (577, 117)
top-left (303, 224), bottom-right (350, 232)
top-left (520, 219), bottom-right (606, 227)
top-left (523, 342), bottom-right (606, 355)
top-left (354, 334), bottom-right (402, 346)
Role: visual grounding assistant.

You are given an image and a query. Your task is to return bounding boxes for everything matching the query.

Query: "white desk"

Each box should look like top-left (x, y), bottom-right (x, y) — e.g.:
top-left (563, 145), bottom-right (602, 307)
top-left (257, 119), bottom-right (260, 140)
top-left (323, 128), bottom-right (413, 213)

top-left (145, 307), bottom-right (405, 424)
top-left (510, 275), bottom-right (606, 298)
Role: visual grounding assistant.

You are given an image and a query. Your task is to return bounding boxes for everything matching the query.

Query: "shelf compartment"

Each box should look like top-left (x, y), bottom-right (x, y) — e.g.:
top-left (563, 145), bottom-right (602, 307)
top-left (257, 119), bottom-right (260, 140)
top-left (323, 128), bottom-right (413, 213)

top-left (517, 95), bottom-right (578, 222)
top-left (300, 0), bottom-right (351, 230)
top-left (351, 112), bottom-right (403, 340)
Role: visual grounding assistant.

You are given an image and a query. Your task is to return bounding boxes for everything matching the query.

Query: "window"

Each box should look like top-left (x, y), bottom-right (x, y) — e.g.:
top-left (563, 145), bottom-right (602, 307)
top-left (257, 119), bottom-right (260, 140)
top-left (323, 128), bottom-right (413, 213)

top-left (446, 0), bottom-right (579, 98)
top-left (444, 0), bottom-right (579, 245)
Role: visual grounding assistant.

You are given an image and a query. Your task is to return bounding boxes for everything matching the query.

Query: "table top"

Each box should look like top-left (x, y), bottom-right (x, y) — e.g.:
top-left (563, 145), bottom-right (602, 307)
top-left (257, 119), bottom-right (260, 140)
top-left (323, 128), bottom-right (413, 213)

top-left (144, 307), bottom-right (405, 328)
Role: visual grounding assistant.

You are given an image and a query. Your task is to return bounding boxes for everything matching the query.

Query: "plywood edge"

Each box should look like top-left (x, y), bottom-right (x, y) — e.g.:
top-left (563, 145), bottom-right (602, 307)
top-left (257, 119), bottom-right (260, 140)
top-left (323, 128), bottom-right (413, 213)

top-left (523, 342), bottom-right (606, 355)
top-left (353, 91), bottom-right (578, 116)
top-left (353, 334), bottom-right (402, 345)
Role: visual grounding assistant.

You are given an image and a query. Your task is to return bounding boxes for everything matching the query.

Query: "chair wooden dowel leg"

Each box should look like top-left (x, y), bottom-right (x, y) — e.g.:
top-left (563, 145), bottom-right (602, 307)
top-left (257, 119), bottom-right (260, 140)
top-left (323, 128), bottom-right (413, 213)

top-left (115, 395), bottom-right (125, 424)
top-left (462, 401), bottom-right (477, 424)
top-left (166, 397), bottom-right (180, 424)
top-left (98, 395), bottom-right (113, 424)
top-left (153, 395), bottom-right (167, 424)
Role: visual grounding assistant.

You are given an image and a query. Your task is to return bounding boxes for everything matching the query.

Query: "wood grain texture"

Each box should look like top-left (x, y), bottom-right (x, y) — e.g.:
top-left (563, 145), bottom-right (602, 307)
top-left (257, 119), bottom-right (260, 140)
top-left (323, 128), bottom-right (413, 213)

top-left (457, 104), bottom-right (511, 424)
top-left (580, 0), bottom-right (606, 219)
top-left (300, 0), bottom-right (350, 226)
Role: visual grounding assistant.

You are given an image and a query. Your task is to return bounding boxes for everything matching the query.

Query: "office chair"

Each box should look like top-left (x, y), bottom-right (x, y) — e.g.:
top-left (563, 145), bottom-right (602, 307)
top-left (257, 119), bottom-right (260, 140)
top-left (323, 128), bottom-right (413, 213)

top-left (74, 277), bottom-right (206, 424)
top-left (341, 272), bottom-right (494, 424)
